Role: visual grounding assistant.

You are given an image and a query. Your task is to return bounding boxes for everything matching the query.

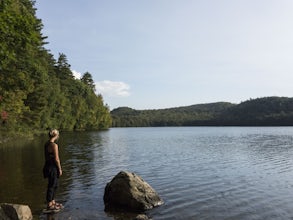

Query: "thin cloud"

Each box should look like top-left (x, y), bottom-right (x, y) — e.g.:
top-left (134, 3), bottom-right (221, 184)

top-left (95, 80), bottom-right (130, 97)
top-left (72, 70), bottom-right (81, 79)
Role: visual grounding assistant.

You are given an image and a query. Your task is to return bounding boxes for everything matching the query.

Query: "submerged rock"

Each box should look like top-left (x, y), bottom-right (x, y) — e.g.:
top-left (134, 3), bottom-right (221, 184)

top-left (0, 203), bottom-right (32, 220)
top-left (104, 171), bottom-right (163, 212)
top-left (106, 212), bottom-right (151, 220)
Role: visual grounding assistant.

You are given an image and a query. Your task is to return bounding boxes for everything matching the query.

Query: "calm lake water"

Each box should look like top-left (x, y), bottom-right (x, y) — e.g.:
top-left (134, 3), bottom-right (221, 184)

top-left (2, 127), bottom-right (293, 219)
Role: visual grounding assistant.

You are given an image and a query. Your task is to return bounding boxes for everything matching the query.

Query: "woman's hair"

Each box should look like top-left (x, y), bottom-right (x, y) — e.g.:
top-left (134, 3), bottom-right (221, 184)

top-left (48, 129), bottom-right (59, 138)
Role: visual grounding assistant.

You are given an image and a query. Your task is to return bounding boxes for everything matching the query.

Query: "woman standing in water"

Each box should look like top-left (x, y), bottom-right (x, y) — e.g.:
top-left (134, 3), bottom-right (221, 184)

top-left (43, 129), bottom-right (63, 211)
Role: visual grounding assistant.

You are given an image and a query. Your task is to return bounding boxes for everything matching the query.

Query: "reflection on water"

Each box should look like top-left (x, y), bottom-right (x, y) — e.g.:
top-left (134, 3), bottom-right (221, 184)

top-left (1, 127), bottom-right (293, 219)
top-left (0, 138), bottom-right (46, 211)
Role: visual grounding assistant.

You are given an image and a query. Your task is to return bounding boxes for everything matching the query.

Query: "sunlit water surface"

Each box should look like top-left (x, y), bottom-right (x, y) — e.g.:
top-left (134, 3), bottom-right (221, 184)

top-left (1, 127), bottom-right (293, 219)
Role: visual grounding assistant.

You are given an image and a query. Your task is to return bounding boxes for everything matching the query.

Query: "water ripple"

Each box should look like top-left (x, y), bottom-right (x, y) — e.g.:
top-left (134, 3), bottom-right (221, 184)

top-left (4, 127), bottom-right (293, 219)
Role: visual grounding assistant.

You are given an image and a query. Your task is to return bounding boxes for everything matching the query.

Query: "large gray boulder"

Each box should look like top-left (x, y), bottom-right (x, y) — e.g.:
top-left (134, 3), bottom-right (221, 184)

top-left (0, 204), bottom-right (32, 220)
top-left (104, 171), bottom-right (163, 212)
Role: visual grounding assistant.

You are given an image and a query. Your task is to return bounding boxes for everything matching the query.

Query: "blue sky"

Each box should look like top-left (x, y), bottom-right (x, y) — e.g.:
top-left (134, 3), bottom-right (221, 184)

top-left (35, 0), bottom-right (293, 110)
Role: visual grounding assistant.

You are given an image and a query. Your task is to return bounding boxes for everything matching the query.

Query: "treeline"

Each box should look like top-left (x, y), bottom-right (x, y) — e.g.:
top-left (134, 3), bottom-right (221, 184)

top-left (0, 0), bottom-right (112, 132)
top-left (111, 97), bottom-right (293, 127)
top-left (220, 97), bottom-right (293, 126)
top-left (111, 102), bottom-right (235, 127)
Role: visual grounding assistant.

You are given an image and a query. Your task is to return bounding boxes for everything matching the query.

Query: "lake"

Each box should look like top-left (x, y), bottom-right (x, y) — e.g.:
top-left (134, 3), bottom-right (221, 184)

top-left (1, 127), bottom-right (293, 219)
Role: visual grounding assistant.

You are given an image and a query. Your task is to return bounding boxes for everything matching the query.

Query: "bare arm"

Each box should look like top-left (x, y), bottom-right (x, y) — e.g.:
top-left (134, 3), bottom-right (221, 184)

top-left (52, 143), bottom-right (62, 176)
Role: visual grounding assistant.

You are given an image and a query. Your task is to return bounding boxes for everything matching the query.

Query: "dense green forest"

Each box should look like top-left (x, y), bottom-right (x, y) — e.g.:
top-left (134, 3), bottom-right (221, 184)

top-left (0, 0), bottom-right (112, 134)
top-left (111, 97), bottom-right (293, 127)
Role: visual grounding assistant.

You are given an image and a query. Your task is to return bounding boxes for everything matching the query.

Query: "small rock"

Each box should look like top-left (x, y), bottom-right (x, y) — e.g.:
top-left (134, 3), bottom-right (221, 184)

top-left (134, 214), bottom-right (150, 220)
top-left (0, 206), bottom-right (10, 220)
top-left (106, 212), bottom-right (151, 220)
top-left (0, 203), bottom-right (32, 220)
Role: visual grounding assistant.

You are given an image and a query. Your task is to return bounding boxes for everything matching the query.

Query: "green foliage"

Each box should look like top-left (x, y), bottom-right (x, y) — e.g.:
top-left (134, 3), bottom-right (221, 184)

top-left (81, 72), bottom-right (96, 92)
top-left (221, 97), bottom-right (293, 125)
top-left (111, 97), bottom-right (293, 127)
top-left (0, 0), bottom-right (111, 132)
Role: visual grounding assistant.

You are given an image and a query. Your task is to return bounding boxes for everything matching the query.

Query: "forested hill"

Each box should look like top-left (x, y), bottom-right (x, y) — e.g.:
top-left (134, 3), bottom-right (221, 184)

top-left (111, 97), bottom-right (293, 127)
top-left (0, 0), bottom-right (112, 132)
top-left (111, 102), bottom-right (235, 127)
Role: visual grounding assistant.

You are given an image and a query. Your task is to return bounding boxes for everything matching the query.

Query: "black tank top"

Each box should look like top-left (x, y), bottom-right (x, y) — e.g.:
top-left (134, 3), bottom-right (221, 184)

top-left (44, 141), bottom-right (56, 167)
